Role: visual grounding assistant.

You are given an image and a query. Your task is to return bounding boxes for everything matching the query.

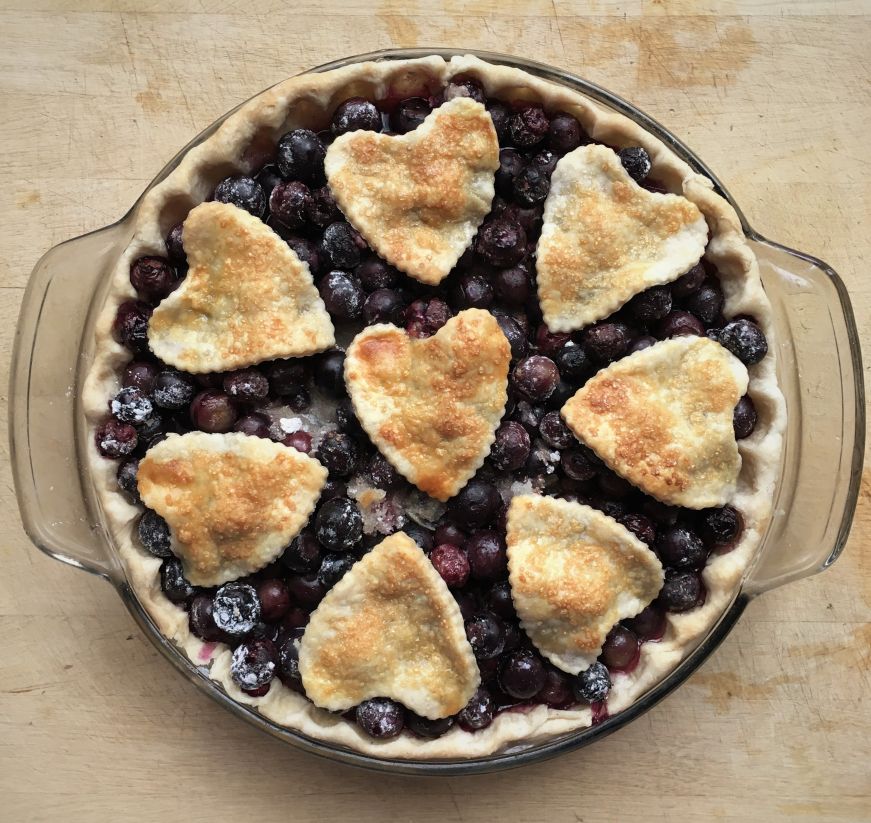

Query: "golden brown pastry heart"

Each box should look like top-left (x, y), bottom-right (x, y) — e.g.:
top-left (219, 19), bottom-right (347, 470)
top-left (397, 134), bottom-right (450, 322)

top-left (344, 308), bottom-right (510, 502)
top-left (147, 201), bottom-right (334, 373)
top-left (561, 336), bottom-right (748, 509)
top-left (298, 531), bottom-right (479, 718)
top-left (324, 97), bottom-right (499, 285)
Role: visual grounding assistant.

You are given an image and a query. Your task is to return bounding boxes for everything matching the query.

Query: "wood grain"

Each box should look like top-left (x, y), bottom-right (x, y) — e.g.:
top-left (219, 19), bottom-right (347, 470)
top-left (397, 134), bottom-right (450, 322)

top-left (1, 3), bottom-right (869, 821)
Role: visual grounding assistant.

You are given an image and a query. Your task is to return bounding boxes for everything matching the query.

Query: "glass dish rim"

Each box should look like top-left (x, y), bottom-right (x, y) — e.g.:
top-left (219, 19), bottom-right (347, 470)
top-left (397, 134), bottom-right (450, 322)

top-left (14, 47), bottom-right (866, 776)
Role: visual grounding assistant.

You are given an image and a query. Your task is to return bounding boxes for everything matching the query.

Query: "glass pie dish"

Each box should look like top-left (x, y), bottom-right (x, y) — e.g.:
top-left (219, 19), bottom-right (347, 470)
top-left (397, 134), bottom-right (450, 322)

top-left (9, 48), bottom-right (865, 774)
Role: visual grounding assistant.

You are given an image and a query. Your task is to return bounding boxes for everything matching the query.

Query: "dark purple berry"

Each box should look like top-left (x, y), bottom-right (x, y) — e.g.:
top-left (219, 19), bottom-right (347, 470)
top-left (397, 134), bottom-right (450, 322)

top-left (458, 687), bottom-right (494, 731)
top-left (213, 582), bottom-right (261, 637)
top-left (467, 530), bottom-right (507, 581)
top-left (356, 257), bottom-right (399, 291)
top-left (490, 421), bottom-right (531, 472)
top-left (475, 217), bottom-right (527, 267)
top-left (403, 523), bottom-right (434, 553)
top-left (138, 509), bottom-right (172, 558)
top-left (363, 287), bottom-right (405, 325)
top-left (315, 497), bottom-right (363, 551)
top-left (671, 263), bottom-right (706, 297)
top-left (538, 410), bottom-right (574, 449)
top-left (534, 325), bottom-right (571, 356)
top-left (282, 532), bottom-right (322, 573)
top-left (434, 522), bottom-right (467, 549)
top-left (499, 649), bottom-right (547, 700)
top-left (487, 100), bottom-right (511, 143)
top-left (257, 579), bottom-right (291, 622)
top-left (684, 281), bottom-right (724, 325)
top-left (494, 263), bottom-right (532, 305)
top-left (627, 335), bottom-right (657, 354)
top-left (511, 355), bottom-right (560, 401)
top-left (449, 481), bottom-right (501, 529)
top-left (624, 605), bottom-right (666, 641)
top-left (317, 431), bottom-right (359, 478)
top-left (512, 400), bottom-right (546, 433)
top-left (233, 413), bottom-right (270, 438)
top-left (286, 573), bottom-right (327, 608)
top-left (717, 318), bottom-right (768, 365)
top-left (539, 668), bottom-right (574, 708)
top-left (166, 223), bottom-right (185, 263)
top-left (153, 370), bottom-right (196, 411)
top-left (547, 112), bottom-right (583, 154)
top-left (335, 397), bottom-right (361, 434)
top-left (512, 163), bottom-right (550, 207)
top-left (320, 222), bottom-right (365, 270)
top-left (656, 524), bottom-right (708, 570)
top-left (580, 322), bottom-right (631, 363)
top-left (642, 498), bottom-right (680, 526)
top-left (445, 75), bottom-right (486, 104)
top-left (256, 164), bottom-right (283, 197)
top-left (573, 661), bottom-right (611, 703)
top-left (223, 368), bottom-right (269, 402)
top-left (269, 180), bottom-right (312, 230)
top-left (230, 638), bottom-right (276, 690)
top-left (319, 270), bottom-right (365, 321)
top-left (331, 98), bottom-right (382, 135)
top-left (502, 202), bottom-right (543, 238)
top-left (314, 350), bottom-right (347, 397)
top-left (509, 104), bottom-right (549, 148)
top-left (110, 386), bottom-right (153, 425)
top-left (495, 148), bottom-right (524, 197)
top-left (123, 360), bottom-right (159, 394)
top-left (356, 697), bottom-right (405, 739)
top-left (656, 310), bottom-right (706, 339)
top-left (214, 175), bottom-right (266, 218)
top-left (405, 297), bottom-right (451, 338)
top-left (600, 625), bottom-right (640, 672)
top-left (276, 636), bottom-right (303, 691)
top-left (189, 594), bottom-right (222, 641)
top-left (116, 457), bottom-right (140, 502)
top-left (190, 390), bottom-right (238, 433)
top-left (112, 300), bottom-right (152, 353)
top-left (390, 97), bottom-right (432, 133)
top-left (659, 570), bottom-right (704, 612)
top-left (407, 713), bottom-right (454, 739)
top-left (629, 285), bottom-right (673, 324)
top-left (465, 612), bottom-right (506, 660)
top-left (366, 452), bottom-right (399, 489)
top-left (265, 359), bottom-right (307, 396)
top-left (305, 185), bottom-right (342, 228)
top-left (561, 446), bottom-right (600, 481)
top-left (282, 234), bottom-right (322, 274)
top-left (130, 256), bottom-right (179, 301)
top-left (318, 552), bottom-right (355, 588)
top-left (555, 343), bottom-right (592, 381)
top-left (276, 129), bottom-right (327, 184)
top-left (700, 505), bottom-right (744, 550)
top-left (160, 558), bottom-right (196, 605)
top-left (598, 470), bottom-right (633, 499)
top-left (452, 271), bottom-right (493, 309)
top-left (430, 544), bottom-right (470, 588)
top-left (493, 313), bottom-right (528, 361)
top-left (95, 419), bottom-right (138, 458)
top-left (618, 513), bottom-right (657, 546)
top-left (618, 146), bottom-right (652, 182)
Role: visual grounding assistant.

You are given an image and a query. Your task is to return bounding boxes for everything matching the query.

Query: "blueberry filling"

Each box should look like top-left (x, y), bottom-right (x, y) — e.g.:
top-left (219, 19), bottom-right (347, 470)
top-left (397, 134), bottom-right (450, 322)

top-left (99, 81), bottom-right (767, 741)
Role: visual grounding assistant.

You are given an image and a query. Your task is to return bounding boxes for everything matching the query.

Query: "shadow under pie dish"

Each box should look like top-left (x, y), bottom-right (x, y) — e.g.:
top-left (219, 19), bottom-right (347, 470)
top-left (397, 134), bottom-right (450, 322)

top-left (81, 52), bottom-right (787, 759)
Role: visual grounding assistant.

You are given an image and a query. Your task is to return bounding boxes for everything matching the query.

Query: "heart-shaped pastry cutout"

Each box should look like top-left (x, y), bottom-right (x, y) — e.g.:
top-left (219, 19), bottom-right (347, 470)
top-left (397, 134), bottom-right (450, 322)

top-left (536, 144), bottom-right (708, 331)
top-left (147, 201), bottom-right (334, 373)
top-left (561, 337), bottom-right (748, 509)
top-left (299, 531), bottom-right (479, 718)
top-left (325, 97), bottom-right (499, 285)
top-left (507, 495), bottom-right (663, 674)
top-left (137, 431), bottom-right (327, 586)
top-left (345, 308), bottom-right (510, 501)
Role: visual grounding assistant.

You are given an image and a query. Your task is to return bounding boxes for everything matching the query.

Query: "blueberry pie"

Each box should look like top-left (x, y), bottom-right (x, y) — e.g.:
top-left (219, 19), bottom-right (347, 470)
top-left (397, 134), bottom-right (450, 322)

top-left (83, 54), bottom-right (785, 758)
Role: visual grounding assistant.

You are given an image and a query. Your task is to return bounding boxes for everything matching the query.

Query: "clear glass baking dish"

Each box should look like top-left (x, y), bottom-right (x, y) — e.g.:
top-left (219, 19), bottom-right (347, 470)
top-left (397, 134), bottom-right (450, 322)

top-left (9, 48), bottom-right (865, 775)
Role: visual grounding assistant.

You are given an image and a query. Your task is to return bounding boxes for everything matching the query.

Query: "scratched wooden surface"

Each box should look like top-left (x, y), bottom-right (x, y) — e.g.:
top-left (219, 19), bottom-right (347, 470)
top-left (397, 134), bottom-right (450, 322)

top-left (1, 2), bottom-right (869, 821)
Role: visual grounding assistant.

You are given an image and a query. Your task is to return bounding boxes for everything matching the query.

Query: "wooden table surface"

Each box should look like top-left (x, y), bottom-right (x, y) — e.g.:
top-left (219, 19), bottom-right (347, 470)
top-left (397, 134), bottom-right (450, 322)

top-left (2, 2), bottom-right (869, 821)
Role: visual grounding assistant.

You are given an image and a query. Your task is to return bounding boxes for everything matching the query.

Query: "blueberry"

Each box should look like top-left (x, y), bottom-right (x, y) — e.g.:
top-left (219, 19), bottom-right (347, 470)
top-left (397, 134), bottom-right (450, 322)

top-left (319, 270), bottom-right (365, 321)
top-left (538, 668), bottom-right (575, 708)
top-left (189, 390), bottom-right (238, 433)
top-left (490, 421), bottom-right (531, 472)
top-left (547, 112), bottom-right (584, 154)
top-left (318, 552), bottom-right (356, 588)
top-left (223, 368), bottom-right (269, 403)
top-left (214, 175), bottom-right (266, 218)
top-left (286, 573), bottom-right (328, 608)
top-left (282, 532), bottom-right (323, 573)
top-left (493, 263), bottom-right (532, 306)
top-left (656, 524), bottom-right (708, 570)
top-left (331, 98), bottom-right (382, 135)
top-left (95, 419), bottom-right (138, 458)
top-left (445, 75), bottom-right (487, 104)
top-left (511, 355), bottom-right (560, 401)
top-left (457, 687), bottom-right (495, 731)
top-left (390, 97), bottom-right (432, 133)
top-left (314, 351), bottom-right (347, 397)
top-left (466, 530), bottom-right (507, 581)
top-left (366, 452), bottom-right (400, 489)
top-left (160, 558), bottom-right (196, 605)
top-left (448, 481), bottom-right (501, 529)
top-left (315, 497), bottom-right (363, 551)
top-left (165, 223), bottom-right (185, 263)
top-left (656, 310), bottom-right (706, 339)
top-left (512, 164), bottom-right (550, 207)
top-left (276, 636), bottom-right (304, 691)
top-left (256, 579), bottom-right (291, 622)
top-left (538, 410), bottom-right (574, 449)
top-left (430, 543), bottom-right (470, 588)
top-left (276, 128), bottom-right (327, 184)
top-left (406, 712), bottom-right (454, 739)
top-left (484, 580), bottom-right (516, 619)
top-left (671, 263), bottom-right (706, 297)
top-left (110, 386), bottom-right (153, 425)
top-left (112, 300), bottom-right (152, 354)
top-left (269, 180), bottom-right (312, 231)
top-left (627, 335), bottom-right (657, 354)
top-left (699, 505), bottom-right (743, 549)
top-left (684, 281), bottom-right (724, 325)
top-left (628, 285), bottom-right (673, 324)
top-left (356, 257), bottom-right (399, 291)
top-left (555, 343), bottom-right (592, 382)
top-left (512, 399), bottom-right (546, 434)
top-left (138, 509), bottom-right (172, 558)
top-left (189, 594), bottom-right (222, 641)
top-left (618, 147), bottom-right (652, 183)
top-left (256, 164), bottom-right (283, 198)
top-left (525, 438), bottom-right (560, 476)
top-left (465, 611), bottom-right (506, 660)
top-left (498, 649), bottom-right (547, 700)
top-left (493, 313), bottom-right (528, 361)
top-left (129, 256), bottom-right (179, 302)
top-left (451, 271), bottom-right (493, 310)
top-left (335, 397), bottom-right (362, 435)
top-left (264, 359), bottom-right (307, 396)
top-left (123, 361), bottom-right (159, 394)
top-left (405, 297), bottom-right (452, 339)
top-left (356, 697), bottom-right (405, 739)
top-left (475, 217), bottom-right (527, 267)
top-left (580, 322), bottom-right (631, 363)
top-left (495, 148), bottom-right (524, 197)
top-left (403, 522), bottom-right (434, 553)
top-left (316, 431), bottom-right (360, 478)
top-left (561, 446), bottom-right (600, 481)
top-left (508, 104), bottom-right (549, 148)
top-left (618, 513), bottom-right (657, 546)
top-left (600, 625), bottom-right (640, 671)
top-left (282, 234), bottom-right (322, 274)
top-left (717, 318), bottom-right (768, 365)
top-left (116, 457), bottom-right (141, 503)
top-left (153, 370), bottom-right (196, 411)
top-left (659, 570), bottom-right (704, 612)
top-left (487, 100), bottom-right (511, 143)
top-left (624, 605), bottom-right (667, 641)
top-left (320, 222), bottom-right (365, 270)
top-left (305, 185), bottom-right (342, 228)
top-left (230, 638), bottom-right (276, 691)
top-left (573, 661), bottom-right (611, 702)
top-left (213, 582), bottom-right (261, 638)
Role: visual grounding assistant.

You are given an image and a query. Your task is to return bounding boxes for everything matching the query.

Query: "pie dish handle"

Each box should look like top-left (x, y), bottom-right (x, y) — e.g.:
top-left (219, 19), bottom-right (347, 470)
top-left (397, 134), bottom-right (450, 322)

top-left (742, 235), bottom-right (865, 595)
top-left (10, 224), bottom-right (130, 582)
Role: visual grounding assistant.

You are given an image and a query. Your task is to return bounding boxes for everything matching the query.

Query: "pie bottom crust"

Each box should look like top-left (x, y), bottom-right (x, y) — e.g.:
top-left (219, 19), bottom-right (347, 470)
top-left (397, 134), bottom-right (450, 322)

top-left (82, 54), bottom-right (786, 759)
